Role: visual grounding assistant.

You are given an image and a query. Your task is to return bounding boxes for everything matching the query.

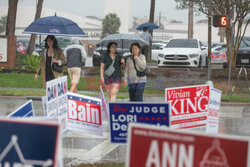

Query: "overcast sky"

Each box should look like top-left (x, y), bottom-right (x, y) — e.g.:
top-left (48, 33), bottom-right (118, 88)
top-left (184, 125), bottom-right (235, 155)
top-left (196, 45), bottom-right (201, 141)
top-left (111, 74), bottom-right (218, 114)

top-left (0, 0), bottom-right (206, 23)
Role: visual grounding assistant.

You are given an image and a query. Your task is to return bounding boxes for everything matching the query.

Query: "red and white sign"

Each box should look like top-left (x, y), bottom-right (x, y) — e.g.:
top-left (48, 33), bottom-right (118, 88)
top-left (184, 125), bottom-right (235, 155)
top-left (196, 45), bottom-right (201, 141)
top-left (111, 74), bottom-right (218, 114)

top-left (211, 51), bottom-right (227, 63)
top-left (67, 92), bottom-right (103, 136)
top-left (165, 84), bottom-right (210, 129)
top-left (127, 123), bottom-right (250, 167)
top-left (206, 88), bottom-right (222, 134)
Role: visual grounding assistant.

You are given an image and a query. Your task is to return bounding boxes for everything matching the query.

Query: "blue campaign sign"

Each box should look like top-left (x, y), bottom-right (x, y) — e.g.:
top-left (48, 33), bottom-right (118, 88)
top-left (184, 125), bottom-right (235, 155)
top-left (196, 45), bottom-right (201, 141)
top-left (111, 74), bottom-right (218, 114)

top-left (8, 100), bottom-right (35, 117)
top-left (109, 102), bottom-right (170, 143)
top-left (0, 118), bottom-right (60, 167)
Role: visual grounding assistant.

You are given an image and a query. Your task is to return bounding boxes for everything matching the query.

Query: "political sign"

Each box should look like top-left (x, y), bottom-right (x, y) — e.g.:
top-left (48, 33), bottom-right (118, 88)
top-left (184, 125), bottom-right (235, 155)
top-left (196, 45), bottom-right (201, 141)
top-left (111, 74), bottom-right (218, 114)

top-left (211, 51), bottom-right (227, 63)
top-left (127, 123), bottom-right (250, 167)
top-left (109, 102), bottom-right (170, 143)
top-left (165, 84), bottom-right (210, 129)
top-left (0, 118), bottom-right (61, 167)
top-left (100, 86), bottom-right (109, 121)
top-left (206, 88), bottom-right (222, 134)
top-left (8, 100), bottom-right (35, 117)
top-left (67, 92), bottom-right (103, 136)
top-left (0, 38), bottom-right (7, 62)
top-left (46, 76), bottom-right (67, 130)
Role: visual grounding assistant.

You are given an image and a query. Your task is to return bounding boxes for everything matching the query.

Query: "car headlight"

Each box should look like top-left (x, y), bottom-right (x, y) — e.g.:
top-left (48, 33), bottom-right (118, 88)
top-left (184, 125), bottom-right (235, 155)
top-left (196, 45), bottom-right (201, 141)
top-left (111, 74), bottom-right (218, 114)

top-left (158, 53), bottom-right (164, 58)
top-left (189, 54), bottom-right (199, 58)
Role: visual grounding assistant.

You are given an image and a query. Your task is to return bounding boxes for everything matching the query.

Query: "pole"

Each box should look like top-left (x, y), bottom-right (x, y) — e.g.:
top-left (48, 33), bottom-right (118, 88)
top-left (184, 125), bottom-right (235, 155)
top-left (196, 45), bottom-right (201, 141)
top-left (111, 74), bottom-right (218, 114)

top-left (208, 0), bottom-right (212, 80)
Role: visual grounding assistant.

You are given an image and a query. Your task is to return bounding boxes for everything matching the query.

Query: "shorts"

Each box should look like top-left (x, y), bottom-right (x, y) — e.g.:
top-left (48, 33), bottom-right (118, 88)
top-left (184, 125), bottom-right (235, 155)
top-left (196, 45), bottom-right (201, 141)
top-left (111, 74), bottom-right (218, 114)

top-left (68, 67), bottom-right (81, 84)
top-left (105, 77), bottom-right (122, 85)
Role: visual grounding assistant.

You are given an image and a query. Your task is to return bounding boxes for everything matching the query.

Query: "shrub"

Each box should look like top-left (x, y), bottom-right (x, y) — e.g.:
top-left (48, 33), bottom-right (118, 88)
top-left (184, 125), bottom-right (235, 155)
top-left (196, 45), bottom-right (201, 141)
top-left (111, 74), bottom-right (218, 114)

top-left (23, 54), bottom-right (40, 70)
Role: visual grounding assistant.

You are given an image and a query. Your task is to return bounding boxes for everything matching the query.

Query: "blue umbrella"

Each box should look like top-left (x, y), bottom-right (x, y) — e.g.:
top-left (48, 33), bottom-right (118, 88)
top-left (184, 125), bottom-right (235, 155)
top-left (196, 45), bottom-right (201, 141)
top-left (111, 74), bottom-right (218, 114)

top-left (136, 22), bottom-right (159, 31)
top-left (23, 15), bottom-right (86, 37)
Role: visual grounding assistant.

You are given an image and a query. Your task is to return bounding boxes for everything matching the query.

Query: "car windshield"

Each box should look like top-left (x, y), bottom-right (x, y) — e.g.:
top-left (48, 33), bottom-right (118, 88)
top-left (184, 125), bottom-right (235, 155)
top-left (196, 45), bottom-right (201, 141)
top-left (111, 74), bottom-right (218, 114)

top-left (240, 37), bottom-right (250, 48)
top-left (166, 39), bottom-right (198, 48)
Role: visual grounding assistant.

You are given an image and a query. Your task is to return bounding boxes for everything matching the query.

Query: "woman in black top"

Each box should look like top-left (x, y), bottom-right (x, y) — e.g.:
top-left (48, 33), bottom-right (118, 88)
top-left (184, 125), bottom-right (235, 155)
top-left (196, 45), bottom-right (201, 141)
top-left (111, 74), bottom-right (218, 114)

top-left (100, 42), bottom-right (125, 102)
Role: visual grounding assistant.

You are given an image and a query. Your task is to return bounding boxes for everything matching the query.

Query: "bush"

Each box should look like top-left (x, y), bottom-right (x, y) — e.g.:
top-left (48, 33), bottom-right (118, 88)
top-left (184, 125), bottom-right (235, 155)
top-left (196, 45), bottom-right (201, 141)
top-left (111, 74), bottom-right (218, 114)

top-left (23, 54), bottom-right (40, 70)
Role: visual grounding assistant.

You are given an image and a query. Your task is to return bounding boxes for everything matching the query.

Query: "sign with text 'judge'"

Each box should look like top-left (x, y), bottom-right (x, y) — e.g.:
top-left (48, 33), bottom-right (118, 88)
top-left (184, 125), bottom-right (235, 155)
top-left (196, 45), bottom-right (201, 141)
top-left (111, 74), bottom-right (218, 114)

top-left (127, 123), bottom-right (250, 167)
top-left (165, 84), bottom-right (210, 129)
top-left (0, 118), bottom-right (61, 167)
top-left (109, 102), bottom-right (170, 143)
top-left (67, 92), bottom-right (102, 136)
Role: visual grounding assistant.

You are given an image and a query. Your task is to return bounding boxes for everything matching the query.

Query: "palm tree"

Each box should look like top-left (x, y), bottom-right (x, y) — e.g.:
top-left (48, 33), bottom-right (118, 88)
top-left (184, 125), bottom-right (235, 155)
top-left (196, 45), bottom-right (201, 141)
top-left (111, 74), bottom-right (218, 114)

top-left (0, 16), bottom-right (7, 34)
top-left (6, 0), bottom-right (18, 35)
top-left (27, 0), bottom-right (43, 55)
top-left (101, 13), bottom-right (120, 39)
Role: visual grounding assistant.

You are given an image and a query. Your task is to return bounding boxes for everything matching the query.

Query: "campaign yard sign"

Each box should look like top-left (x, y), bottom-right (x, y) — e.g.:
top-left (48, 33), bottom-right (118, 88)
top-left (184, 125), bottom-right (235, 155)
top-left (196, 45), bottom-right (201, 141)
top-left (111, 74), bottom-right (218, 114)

top-left (109, 102), bottom-right (170, 143)
top-left (0, 118), bottom-right (61, 167)
top-left (67, 92), bottom-right (103, 136)
top-left (46, 76), bottom-right (67, 130)
top-left (165, 84), bottom-right (210, 129)
top-left (100, 86), bottom-right (109, 121)
top-left (127, 123), bottom-right (250, 167)
top-left (206, 88), bottom-right (222, 134)
top-left (8, 100), bottom-right (35, 117)
top-left (211, 51), bottom-right (227, 63)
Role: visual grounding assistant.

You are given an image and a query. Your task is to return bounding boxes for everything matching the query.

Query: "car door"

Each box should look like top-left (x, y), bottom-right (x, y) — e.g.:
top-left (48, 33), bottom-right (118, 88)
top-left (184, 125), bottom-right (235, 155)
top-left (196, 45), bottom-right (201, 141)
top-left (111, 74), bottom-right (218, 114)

top-left (199, 41), bottom-right (208, 67)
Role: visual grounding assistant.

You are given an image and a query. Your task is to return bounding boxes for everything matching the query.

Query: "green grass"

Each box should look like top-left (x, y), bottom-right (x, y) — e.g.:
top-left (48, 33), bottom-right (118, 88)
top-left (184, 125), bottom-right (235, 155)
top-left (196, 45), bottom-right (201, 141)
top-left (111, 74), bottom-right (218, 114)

top-left (222, 95), bottom-right (250, 102)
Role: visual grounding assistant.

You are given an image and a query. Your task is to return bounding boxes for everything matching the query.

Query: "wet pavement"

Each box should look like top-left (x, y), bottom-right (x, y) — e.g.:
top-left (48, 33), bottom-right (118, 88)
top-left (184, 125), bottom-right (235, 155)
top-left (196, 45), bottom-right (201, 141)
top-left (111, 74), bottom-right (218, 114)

top-left (1, 93), bottom-right (250, 166)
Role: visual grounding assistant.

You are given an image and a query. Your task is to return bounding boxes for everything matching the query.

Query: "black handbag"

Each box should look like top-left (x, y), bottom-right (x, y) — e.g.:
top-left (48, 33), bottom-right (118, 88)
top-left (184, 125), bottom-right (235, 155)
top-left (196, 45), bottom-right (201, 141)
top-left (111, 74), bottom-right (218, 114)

top-left (52, 63), bottom-right (63, 73)
top-left (132, 58), bottom-right (146, 77)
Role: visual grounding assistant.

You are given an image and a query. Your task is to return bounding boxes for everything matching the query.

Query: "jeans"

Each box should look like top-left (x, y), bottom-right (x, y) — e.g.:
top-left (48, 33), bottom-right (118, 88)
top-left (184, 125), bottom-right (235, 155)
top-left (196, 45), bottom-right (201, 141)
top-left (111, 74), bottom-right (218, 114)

top-left (128, 82), bottom-right (146, 102)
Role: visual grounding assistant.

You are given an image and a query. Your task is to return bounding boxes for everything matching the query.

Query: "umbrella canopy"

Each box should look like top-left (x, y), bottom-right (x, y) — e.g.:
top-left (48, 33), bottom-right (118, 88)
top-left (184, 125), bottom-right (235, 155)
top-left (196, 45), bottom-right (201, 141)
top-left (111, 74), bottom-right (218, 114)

top-left (136, 22), bottom-right (159, 31)
top-left (23, 15), bottom-right (86, 37)
top-left (97, 34), bottom-right (148, 50)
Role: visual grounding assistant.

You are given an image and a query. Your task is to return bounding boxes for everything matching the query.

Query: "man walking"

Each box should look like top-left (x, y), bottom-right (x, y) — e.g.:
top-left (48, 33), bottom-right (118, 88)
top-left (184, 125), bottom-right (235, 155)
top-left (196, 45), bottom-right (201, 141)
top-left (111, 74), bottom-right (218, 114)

top-left (64, 38), bottom-right (87, 93)
top-left (139, 27), bottom-right (152, 60)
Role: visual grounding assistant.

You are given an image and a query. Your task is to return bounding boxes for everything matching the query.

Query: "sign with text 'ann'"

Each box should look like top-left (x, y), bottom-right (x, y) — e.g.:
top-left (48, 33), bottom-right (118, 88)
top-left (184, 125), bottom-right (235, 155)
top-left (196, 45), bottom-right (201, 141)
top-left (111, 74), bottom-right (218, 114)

top-left (67, 92), bottom-right (103, 136)
top-left (165, 84), bottom-right (210, 129)
top-left (109, 102), bottom-right (170, 144)
top-left (127, 123), bottom-right (250, 167)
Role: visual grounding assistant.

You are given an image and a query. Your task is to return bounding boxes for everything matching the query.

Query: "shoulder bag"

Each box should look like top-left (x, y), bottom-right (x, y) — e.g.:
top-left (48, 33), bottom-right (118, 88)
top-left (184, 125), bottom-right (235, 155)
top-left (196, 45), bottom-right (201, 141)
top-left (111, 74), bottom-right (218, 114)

top-left (104, 56), bottom-right (116, 77)
top-left (132, 58), bottom-right (146, 77)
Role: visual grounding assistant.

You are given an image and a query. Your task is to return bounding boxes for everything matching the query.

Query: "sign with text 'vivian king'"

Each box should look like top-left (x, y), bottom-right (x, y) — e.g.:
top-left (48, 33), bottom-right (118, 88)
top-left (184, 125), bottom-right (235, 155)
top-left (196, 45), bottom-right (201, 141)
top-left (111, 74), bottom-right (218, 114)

top-left (8, 100), bottom-right (35, 117)
top-left (165, 84), bottom-right (210, 129)
top-left (46, 76), bottom-right (67, 130)
top-left (127, 123), bottom-right (250, 167)
top-left (67, 92), bottom-right (103, 136)
top-left (0, 118), bottom-right (61, 167)
top-left (109, 102), bottom-right (170, 144)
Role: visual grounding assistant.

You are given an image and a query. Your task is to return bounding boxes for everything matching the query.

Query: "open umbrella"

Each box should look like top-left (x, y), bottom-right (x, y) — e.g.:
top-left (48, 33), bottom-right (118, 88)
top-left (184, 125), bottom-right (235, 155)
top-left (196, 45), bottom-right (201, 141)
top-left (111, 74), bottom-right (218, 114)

top-left (97, 33), bottom-right (148, 50)
top-left (136, 22), bottom-right (159, 31)
top-left (23, 15), bottom-right (86, 37)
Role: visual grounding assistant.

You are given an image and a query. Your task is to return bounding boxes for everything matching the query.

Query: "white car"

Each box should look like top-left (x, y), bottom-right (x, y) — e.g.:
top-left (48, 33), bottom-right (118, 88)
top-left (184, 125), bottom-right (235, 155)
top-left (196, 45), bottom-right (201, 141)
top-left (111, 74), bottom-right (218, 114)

top-left (151, 42), bottom-right (168, 61)
top-left (158, 38), bottom-right (208, 67)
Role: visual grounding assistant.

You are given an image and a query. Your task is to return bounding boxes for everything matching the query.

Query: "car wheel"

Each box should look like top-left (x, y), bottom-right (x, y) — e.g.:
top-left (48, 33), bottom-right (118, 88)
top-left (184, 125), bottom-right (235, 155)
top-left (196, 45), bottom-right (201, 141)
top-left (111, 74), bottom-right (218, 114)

top-left (198, 56), bottom-right (202, 68)
top-left (205, 56), bottom-right (208, 68)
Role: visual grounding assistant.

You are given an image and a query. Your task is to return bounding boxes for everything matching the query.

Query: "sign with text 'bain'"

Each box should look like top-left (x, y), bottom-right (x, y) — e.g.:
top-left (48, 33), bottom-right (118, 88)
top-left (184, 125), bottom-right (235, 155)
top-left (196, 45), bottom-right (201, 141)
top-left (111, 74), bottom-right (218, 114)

top-left (127, 123), bottom-right (250, 167)
top-left (165, 84), bottom-right (210, 129)
top-left (109, 102), bottom-right (170, 143)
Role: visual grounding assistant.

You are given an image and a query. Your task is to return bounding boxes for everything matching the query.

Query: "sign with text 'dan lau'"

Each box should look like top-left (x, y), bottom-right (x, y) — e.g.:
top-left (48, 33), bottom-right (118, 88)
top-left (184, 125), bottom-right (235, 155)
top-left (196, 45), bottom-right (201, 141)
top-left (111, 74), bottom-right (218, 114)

top-left (165, 84), bottom-right (210, 129)
top-left (127, 123), bottom-right (250, 167)
top-left (109, 102), bottom-right (170, 144)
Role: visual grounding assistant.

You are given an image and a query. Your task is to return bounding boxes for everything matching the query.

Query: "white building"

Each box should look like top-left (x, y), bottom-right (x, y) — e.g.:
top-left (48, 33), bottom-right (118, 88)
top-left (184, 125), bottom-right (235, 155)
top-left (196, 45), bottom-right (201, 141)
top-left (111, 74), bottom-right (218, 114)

top-left (104, 0), bottom-right (133, 33)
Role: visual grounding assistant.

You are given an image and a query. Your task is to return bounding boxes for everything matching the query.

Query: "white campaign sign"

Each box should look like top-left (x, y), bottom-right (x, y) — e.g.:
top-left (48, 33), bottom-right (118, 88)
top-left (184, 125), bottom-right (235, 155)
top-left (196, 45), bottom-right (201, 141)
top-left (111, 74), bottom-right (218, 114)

top-left (206, 88), bottom-right (222, 134)
top-left (0, 38), bottom-right (7, 62)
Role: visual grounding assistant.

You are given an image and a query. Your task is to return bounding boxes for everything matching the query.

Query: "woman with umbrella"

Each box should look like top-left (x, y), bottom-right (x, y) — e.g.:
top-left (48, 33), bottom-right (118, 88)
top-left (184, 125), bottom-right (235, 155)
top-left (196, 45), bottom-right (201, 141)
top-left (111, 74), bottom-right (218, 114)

top-left (100, 42), bottom-right (125, 102)
top-left (34, 35), bottom-right (66, 88)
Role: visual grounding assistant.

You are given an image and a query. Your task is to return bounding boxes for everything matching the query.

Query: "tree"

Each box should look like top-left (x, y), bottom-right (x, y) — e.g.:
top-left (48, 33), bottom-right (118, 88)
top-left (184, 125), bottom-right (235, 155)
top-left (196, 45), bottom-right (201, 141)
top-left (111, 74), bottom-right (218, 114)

top-left (6, 0), bottom-right (18, 35)
top-left (175, 0), bottom-right (250, 68)
top-left (101, 13), bottom-right (120, 39)
top-left (0, 16), bottom-right (7, 34)
top-left (27, 0), bottom-right (43, 55)
top-left (149, 0), bottom-right (156, 61)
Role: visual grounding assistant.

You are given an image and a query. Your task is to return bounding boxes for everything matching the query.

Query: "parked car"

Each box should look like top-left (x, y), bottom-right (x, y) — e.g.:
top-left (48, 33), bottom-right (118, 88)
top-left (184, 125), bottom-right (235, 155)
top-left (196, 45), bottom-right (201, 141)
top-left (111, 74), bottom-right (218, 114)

top-left (158, 38), bottom-right (207, 67)
top-left (16, 39), bottom-right (41, 55)
top-left (151, 42), bottom-right (167, 61)
top-left (93, 47), bottom-right (130, 66)
top-left (236, 36), bottom-right (250, 68)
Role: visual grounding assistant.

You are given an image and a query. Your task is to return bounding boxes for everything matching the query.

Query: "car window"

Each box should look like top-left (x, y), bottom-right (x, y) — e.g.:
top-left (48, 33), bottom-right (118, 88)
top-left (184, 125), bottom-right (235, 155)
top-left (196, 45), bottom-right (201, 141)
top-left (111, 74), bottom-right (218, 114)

top-left (152, 44), bottom-right (162, 50)
top-left (166, 39), bottom-right (198, 48)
